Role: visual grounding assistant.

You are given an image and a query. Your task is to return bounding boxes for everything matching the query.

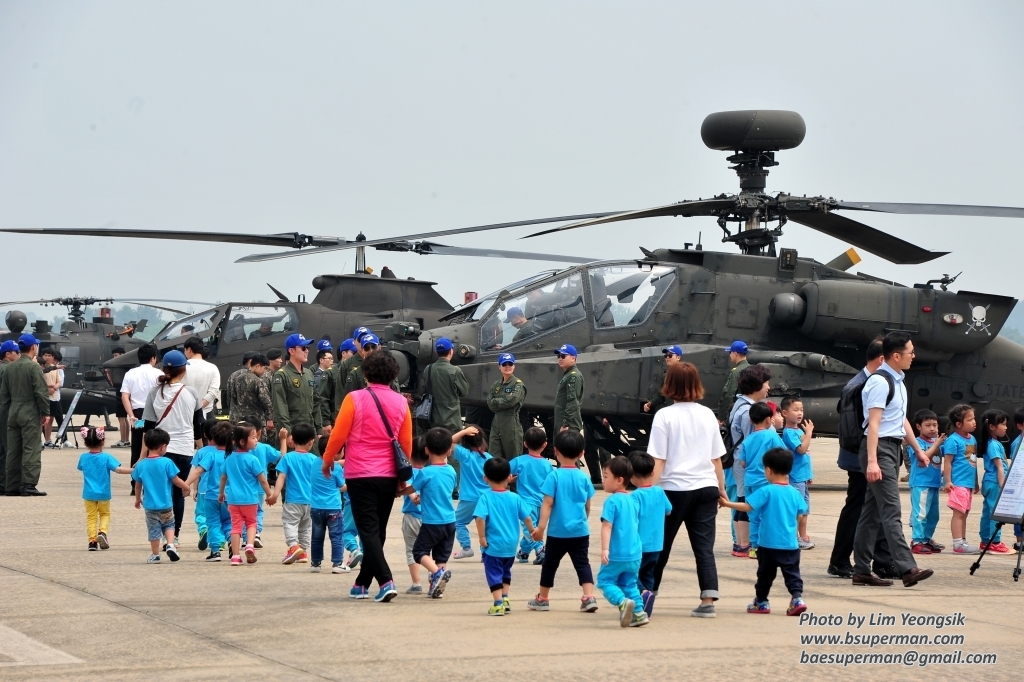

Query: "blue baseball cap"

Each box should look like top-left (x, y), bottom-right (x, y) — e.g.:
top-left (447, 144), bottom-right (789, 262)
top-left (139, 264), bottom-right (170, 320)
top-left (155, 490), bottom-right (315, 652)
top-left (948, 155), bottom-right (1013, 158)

top-left (162, 349), bottom-right (189, 368)
top-left (662, 345), bottom-right (683, 357)
top-left (504, 307), bottom-right (525, 322)
top-left (498, 353), bottom-right (515, 365)
top-left (0, 340), bottom-right (20, 354)
top-left (360, 333), bottom-right (380, 349)
top-left (285, 333), bottom-right (315, 350)
top-left (317, 339), bottom-right (332, 352)
top-left (352, 326), bottom-right (371, 341)
top-left (728, 340), bottom-right (749, 355)
top-left (18, 333), bottom-right (40, 347)
top-left (554, 344), bottom-right (577, 357)
top-left (435, 337), bottom-right (454, 353)
top-left (339, 338), bottom-right (357, 353)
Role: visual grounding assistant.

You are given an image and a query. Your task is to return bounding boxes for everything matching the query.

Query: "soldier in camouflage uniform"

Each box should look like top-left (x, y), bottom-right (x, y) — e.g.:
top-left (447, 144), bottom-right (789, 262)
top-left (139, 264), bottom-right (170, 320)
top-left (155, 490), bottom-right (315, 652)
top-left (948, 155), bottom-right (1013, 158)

top-left (271, 335), bottom-right (322, 454)
top-left (644, 345), bottom-right (683, 415)
top-left (232, 354), bottom-right (273, 426)
top-left (487, 352), bottom-right (526, 459)
top-left (260, 349), bottom-right (284, 444)
top-left (224, 351), bottom-right (257, 419)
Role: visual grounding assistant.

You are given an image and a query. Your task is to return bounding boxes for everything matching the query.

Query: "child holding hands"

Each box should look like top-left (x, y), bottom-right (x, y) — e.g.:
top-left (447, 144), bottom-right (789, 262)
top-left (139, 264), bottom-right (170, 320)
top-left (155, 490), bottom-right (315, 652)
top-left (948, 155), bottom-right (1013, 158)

top-left (220, 423), bottom-right (274, 566)
top-left (77, 426), bottom-right (132, 551)
top-left (598, 456), bottom-right (649, 628)
top-left (132, 429), bottom-right (191, 563)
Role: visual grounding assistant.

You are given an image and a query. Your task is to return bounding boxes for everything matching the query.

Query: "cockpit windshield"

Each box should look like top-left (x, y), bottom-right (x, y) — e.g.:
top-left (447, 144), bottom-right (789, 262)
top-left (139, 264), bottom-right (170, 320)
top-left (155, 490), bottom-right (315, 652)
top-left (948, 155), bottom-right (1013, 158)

top-left (480, 271), bottom-right (585, 351)
top-left (462, 270), bottom-right (561, 322)
top-left (155, 309), bottom-right (221, 342)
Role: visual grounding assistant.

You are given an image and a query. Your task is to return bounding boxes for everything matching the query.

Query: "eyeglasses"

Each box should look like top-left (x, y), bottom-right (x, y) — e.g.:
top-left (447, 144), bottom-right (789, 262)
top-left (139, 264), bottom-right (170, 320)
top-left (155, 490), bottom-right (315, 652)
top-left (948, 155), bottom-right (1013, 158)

top-left (363, 344), bottom-right (379, 351)
top-left (294, 346), bottom-right (309, 352)
top-left (662, 352), bottom-right (677, 358)
top-left (500, 362), bottom-right (515, 367)
top-left (557, 354), bottom-right (571, 359)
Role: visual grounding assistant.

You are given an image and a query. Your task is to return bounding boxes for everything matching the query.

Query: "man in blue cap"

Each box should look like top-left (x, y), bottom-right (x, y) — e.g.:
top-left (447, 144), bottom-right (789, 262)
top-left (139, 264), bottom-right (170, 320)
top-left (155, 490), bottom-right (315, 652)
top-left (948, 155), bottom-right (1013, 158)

top-left (487, 353), bottom-right (526, 459)
top-left (0, 340), bottom-right (22, 494)
top-left (271, 334), bottom-right (323, 452)
top-left (644, 345), bottom-right (683, 415)
top-left (422, 338), bottom-right (469, 433)
top-left (553, 344), bottom-right (584, 435)
top-left (0, 334), bottom-right (50, 495)
top-left (343, 334), bottom-right (400, 394)
top-left (717, 340), bottom-right (750, 422)
top-left (313, 340), bottom-right (334, 390)
top-left (319, 338), bottom-right (357, 426)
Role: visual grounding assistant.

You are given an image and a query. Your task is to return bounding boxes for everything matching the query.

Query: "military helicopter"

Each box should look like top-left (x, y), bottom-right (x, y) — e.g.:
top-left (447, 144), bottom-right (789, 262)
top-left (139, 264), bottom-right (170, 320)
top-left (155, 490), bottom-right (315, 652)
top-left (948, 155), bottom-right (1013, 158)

top-left (0, 297), bottom-right (207, 418)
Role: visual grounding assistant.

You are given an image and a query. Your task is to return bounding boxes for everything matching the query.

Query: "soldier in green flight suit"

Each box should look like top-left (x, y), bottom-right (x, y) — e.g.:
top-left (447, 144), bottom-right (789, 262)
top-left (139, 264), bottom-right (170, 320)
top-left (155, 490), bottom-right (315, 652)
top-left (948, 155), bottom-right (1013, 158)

top-left (344, 334), bottom-right (400, 393)
top-left (319, 338), bottom-right (357, 426)
top-left (553, 343), bottom-right (584, 434)
top-left (716, 340), bottom-right (749, 423)
top-left (0, 334), bottom-right (50, 496)
top-left (643, 345), bottom-right (684, 415)
top-left (487, 352), bottom-right (526, 459)
top-left (0, 340), bottom-right (22, 494)
top-left (271, 334), bottom-right (323, 454)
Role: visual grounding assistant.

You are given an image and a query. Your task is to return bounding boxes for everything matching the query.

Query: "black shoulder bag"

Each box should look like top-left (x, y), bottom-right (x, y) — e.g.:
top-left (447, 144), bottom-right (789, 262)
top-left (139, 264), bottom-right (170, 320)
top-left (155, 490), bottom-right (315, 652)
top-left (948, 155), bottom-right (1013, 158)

top-left (366, 387), bottom-right (413, 481)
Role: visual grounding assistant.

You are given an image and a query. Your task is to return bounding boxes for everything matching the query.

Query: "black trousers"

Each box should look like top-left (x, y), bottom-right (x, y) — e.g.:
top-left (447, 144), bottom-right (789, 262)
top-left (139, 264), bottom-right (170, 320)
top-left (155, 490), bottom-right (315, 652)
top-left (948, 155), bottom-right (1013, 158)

top-left (540, 535), bottom-right (593, 588)
top-left (755, 547), bottom-right (803, 602)
top-left (830, 470), bottom-right (891, 569)
top-left (130, 408), bottom-right (145, 492)
top-left (166, 453), bottom-right (192, 538)
top-left (653, 486), bottom-right (720, 598)
top-left (639, 551), bottom-right (660, 592)
top-left (347, 477), bottom-right (398, 589)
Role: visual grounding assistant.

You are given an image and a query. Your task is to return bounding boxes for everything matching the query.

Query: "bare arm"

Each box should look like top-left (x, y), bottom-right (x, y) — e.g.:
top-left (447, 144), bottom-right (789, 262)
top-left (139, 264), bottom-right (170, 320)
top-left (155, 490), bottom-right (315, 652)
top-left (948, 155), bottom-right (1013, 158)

top-left (114, 466), bottom-right (132, 475)
top-left (942, 455), bottom-right (952, 491)
top-left (600, 521), bottom-right (612, 565)
top-left (712, 457), bottom-right (726, 497)
top-left (257, 473), bottom-right (272, 500)
top-left (172, 476), bottom-right (191, 493)
top-left (719, 494), bottom-right (753, 512)
top-left (120, 391), bottom-right (134, 417)
top-left (797, 420), bottom-right (814, 454)
top-left (532, 496), bottom-right (554, 540)
top-left (651, 457), bottom-right (666, 485)
top-left (268, 472), bottom-right (286, 505)
top-left (218, 474), bottom-right (227, 503)
top-left (865, 408), bottom-right (883, 483)
top-left (475, 517), bottom-right (487, 548)
top-left (134, 482), bottom-right (143, 509)
top-left (903, 417), bottom-right (927, 465)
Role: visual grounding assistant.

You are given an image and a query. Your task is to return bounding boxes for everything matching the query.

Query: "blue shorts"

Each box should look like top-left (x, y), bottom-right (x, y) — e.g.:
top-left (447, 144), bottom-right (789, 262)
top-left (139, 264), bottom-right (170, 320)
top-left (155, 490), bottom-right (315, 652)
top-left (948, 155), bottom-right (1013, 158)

top-left (145, 508), bottom-right (175, 541)
top-left (483, 554), bottom-right (514, 591)
top-left (791, 480), bottom-right (810, 512)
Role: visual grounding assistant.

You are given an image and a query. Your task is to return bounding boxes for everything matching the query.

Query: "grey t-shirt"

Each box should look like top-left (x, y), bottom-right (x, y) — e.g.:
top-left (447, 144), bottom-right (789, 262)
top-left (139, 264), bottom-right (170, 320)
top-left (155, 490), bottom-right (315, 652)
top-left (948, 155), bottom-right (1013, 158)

top-left (729, 395), bottom-right (755, 497)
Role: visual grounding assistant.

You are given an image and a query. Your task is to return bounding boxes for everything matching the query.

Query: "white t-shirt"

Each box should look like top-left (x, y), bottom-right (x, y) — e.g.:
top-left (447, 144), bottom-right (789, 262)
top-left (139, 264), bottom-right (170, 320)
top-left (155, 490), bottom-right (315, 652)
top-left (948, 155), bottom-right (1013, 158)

top-left (648, 401), bottom-right (725, 492)
top-left (184, 357), bottom-right (221, 415)
top-left (142, 383), bottom-right (201, 457)
top-left (121, 364), bottom-right (164, 411)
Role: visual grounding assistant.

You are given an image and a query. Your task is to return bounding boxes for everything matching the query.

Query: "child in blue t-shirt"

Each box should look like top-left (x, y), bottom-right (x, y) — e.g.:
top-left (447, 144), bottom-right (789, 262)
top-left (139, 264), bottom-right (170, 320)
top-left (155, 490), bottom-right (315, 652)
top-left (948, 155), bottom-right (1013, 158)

top-left (1012, 409), bottom-right (1024, 550)
top-left (77, 426), bottom-right (132, 551)
top-left (132, 429), bottom-right (191, 563)
top-left (737, 402), bottom-right (785, 555)
top-left (942, 405), bottom-right (979, 554)
top-left (452, 425), bottom-right (493, 559)
top-left (185, 421), bottom-right (234, 561)
top-left (474, 457), bottom-right (535, 616)
top-left (528, 430), bottom-right (597, 614)
top-left (906, 409), bottom-right (946, 554)
top-left (721, 447), bottom-right (808, 616)
top-left (510, 426), bottom-right (554, 564)
top-left (978, 410), bottom-right (1010, 553)
top-left (269, 423), bottom-right (320, 565)
top-left (399, 437), bottom-right (430, 593)
top-left (598, 456), bottom-right (649, 628)
top-left (780, 398), bottom-right (814, 550)
top-left (411, 427), bottom-right (459, 599)
top-left (627, 451), bottom-right (672, 618)
top-left (309, 432), bottom-right (347, 574)
top-left (247, 419), bottom-right (281, 549)
top-left (220, 423), bottom-right (274, 566)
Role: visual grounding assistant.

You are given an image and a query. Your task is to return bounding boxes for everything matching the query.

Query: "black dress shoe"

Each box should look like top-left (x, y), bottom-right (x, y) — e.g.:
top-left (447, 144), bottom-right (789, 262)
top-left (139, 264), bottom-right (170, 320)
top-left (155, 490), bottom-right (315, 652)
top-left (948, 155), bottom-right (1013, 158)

top-left (5, 489), bottom-right (21, 497)
top-left (852, 573), bottom-right (893, 586)
top-left (828, 564), bottom-right (854, 578)
top-left (873, 563), bottom-right (900, 579)
top-left (19, 486), bottom-right (47, 496)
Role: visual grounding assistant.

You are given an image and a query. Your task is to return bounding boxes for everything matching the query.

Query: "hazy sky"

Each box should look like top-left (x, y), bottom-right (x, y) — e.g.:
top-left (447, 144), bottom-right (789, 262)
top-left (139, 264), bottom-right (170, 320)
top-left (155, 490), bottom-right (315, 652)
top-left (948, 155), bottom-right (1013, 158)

top-left (2, 1), bottom-right (1022, 323)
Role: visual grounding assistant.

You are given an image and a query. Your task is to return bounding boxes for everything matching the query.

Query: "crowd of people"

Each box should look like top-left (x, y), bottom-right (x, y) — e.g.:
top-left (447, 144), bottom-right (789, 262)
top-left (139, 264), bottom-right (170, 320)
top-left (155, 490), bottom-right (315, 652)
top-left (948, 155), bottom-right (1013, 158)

top-left (6, 323), bottom-right (1022, 624)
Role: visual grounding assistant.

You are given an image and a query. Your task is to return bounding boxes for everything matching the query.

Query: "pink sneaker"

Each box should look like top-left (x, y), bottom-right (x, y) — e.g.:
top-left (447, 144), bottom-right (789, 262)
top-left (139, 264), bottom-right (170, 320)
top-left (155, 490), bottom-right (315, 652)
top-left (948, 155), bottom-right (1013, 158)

top-left (230, 556), bottom-right (243, 566)
top-left (245, 545), bottom-right (258, 564)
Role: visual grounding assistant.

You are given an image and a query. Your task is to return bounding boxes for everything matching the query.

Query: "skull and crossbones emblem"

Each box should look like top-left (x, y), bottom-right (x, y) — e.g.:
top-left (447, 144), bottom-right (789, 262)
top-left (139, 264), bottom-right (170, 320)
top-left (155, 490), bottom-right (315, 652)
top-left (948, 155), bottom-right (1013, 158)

top-left (965, 303), bottom-right (991, 336)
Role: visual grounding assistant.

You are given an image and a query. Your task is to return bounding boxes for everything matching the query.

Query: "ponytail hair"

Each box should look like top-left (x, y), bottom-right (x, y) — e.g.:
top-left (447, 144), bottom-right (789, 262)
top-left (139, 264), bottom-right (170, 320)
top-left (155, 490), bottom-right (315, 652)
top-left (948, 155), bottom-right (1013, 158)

top-left (81, 426), bottom-right (105, 448)
top-left (947, 404), bottom-right (974, 435)
top-left (232, 422), bottom-right (257, 453)
top-left (977, 409), bottom-right (1008, 457)
top-left (461, 424), bottom-right (488, 456)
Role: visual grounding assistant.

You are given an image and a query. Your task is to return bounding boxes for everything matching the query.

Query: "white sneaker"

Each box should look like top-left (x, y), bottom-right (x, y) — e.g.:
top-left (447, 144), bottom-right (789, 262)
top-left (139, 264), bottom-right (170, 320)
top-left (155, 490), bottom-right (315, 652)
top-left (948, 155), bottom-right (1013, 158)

top-left (953, 541), bottom-right (980, 555)
top-left (798, 538), bottom-right (815, 550)
top-left (453, 548), bottom-right (475, 560)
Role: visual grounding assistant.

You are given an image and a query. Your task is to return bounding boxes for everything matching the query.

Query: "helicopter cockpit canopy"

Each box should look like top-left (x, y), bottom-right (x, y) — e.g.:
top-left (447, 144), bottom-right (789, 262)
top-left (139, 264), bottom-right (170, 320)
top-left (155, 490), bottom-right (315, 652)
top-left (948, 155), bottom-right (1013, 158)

top-left (155, 309), bottom-right (221, 342)
top-left (480, 270), bottom-right (586, 351)
top-left (455, 270), bottom-right (561, 323)
top-left (587, 264), bottom-right (676, 328)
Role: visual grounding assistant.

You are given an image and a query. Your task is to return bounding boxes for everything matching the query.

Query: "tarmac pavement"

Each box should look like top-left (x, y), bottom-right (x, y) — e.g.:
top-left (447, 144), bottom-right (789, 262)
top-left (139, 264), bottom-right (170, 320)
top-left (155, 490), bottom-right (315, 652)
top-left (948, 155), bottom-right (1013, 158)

top-left (1, 438), bottom-right (1022, 680)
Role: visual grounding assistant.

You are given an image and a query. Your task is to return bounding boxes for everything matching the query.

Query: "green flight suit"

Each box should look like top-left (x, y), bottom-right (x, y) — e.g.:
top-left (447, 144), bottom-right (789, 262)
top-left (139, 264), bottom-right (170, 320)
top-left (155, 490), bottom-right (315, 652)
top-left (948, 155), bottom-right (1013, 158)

top-left (324, 354), bottom-right (360, 427)
top-left (487, 374), bottom-right (526, 459)
top-left (271, 362), bottom-right (323, 453)
top-left (554, 365), bottom-right (584, 432)
top-left (717, 358), bottom-right (749, 422)
top-left (344, 365), bottom-right (400, 394)
top-left (0, 359), bottom-right (10, 491)
top-left (424, 357), bottom-right (469, 433)
top-left (0, 355), bottom-right (50, 492)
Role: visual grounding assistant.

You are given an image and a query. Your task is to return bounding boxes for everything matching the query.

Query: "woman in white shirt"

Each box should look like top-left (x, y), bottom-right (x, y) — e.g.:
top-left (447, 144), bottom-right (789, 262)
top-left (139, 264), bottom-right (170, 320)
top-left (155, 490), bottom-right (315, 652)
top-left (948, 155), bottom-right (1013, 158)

top-left (141, 350), bottom-right (203, 542)
top-left (647, 362), bottom-right (727, 619)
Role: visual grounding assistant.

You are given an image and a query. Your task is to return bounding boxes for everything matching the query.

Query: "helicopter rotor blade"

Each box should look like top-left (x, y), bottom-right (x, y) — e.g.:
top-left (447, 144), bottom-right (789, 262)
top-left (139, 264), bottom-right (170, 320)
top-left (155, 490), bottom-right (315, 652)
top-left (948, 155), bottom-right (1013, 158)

top-left (0, 227), bottom-right (343, 249)
top-left (521, 199), bottom-right (737, 239)
top-left (835, 202), bottom-right (1024, 219)
top-left (402, 242), bottom-right (595, 263)
top-left (786, 211), bottom-right (947, 265)
top-left (233, 212), bottom-right (623, 263)
top-left (117, 301), bottom-right (194, 316)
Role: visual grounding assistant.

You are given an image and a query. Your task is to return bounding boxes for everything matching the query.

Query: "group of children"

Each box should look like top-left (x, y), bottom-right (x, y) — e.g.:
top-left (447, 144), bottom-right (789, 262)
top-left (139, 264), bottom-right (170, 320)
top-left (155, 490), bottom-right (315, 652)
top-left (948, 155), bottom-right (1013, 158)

top-left (77, 419), bottom-right (364, 570)
top-left (906, 405), bottom-right (1021, 556)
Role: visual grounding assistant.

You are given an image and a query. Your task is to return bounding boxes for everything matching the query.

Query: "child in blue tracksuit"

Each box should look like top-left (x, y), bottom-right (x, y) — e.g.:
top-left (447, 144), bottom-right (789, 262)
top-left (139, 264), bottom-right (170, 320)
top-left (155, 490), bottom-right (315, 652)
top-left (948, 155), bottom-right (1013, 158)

top-left (906, 409), bottom-right (946, 554)
top-left (720, 447), bottom-right (808, 617)
top-left (185, 421), bottom-right (234, 561)
top-left (510, 426), bottom-right (552, 564)
top-left (1012, 409), bottom-right (1024, 549)
top-left (597, 456), bottom-right (649, 628)
top-left (978, 410), bottom-right (1010, 553)
top-left (474, 457), bottom-right (535, 616)
top-left (779, 397), bottom-right (814, 550)
top-left (737, 402), bottom-right (785, 554)
top-left (189, 419), bottom-right (222, 553)
top-left (627, 451), bottom-right (672, 617)
top-left (452, 425), bottom-right (492, 559)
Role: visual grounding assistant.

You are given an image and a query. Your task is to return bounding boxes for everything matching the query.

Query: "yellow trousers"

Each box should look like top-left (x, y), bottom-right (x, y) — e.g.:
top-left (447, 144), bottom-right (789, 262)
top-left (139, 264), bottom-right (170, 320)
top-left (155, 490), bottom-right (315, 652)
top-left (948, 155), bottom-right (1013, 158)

top-left (84, 500), bottom-right (111, 540)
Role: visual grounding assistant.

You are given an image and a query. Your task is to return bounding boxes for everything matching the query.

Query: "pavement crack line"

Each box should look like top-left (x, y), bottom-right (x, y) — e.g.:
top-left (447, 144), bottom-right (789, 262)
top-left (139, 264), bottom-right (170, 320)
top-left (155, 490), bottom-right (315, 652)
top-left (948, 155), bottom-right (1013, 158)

top-left (0, 563), bottom-right (338, 681)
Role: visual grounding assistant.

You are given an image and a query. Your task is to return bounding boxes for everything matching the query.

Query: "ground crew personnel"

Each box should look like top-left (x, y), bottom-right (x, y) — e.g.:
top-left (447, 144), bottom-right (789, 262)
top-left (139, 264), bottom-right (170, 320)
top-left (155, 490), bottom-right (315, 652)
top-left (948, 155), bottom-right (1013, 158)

top-left (644, 345), bottom-right (683, 414)
top-left (553, 344), bottom-right (584, 434)
top-left (487, 353), bottom-right (526, 459)
top-left (320, 338), bottom-right (357, 425)
top-left (424, 337), bottom-right (469, 433)
top-left (0, 340), bottom-right (21, 494)
top-left (326, 328), bottom-right (370, 422)
top-left (344, 334), bottom-right (401, 393)
top-left (312, 339), bottom-right (333, 389)
top-left (233, 354), bottom-right (273, 425)
top-left (0, 333), bottom-right (50, 496)
top-left (271, 334), bottom-right (323, 454)
top-left (717, 340), bottom-right (750, 422)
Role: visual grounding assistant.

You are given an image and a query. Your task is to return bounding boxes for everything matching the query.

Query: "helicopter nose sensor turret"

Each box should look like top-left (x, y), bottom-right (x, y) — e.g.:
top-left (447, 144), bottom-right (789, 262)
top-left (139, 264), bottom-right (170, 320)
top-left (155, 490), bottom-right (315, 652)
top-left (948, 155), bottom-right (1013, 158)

top-left (5, 310), bottom-right (27, 334)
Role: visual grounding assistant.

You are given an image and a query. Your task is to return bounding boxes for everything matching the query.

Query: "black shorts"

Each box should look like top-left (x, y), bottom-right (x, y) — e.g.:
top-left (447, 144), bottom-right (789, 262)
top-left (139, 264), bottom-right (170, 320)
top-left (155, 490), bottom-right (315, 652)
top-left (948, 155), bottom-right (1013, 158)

top-left (114, 397), bottom-right (128, 418)
top-left (49, 400), bottom-right (64, 424)
top-left (412, 522), bottom-right (456, 565)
